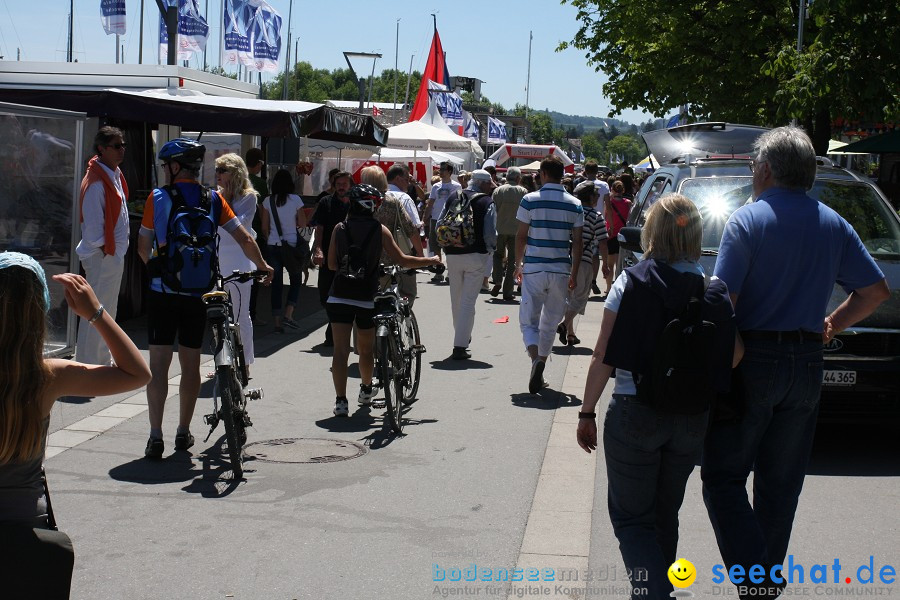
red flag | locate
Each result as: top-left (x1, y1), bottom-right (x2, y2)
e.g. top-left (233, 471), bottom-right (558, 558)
top-left (372, 105), bottom-right (383, 117)
top-left (408, 28), bottom-right (451, 122)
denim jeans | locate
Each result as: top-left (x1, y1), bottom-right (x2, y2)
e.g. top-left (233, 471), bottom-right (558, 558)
top-left (701, 340), bottom-right (823, 581)
top-left (267, 245), bottom-right (301, 316)
top-left (604, 394), bottom-right (710, 600)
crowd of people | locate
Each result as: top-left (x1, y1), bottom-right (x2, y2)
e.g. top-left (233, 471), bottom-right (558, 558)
top-left (0, 125), bottom-right (890, 599)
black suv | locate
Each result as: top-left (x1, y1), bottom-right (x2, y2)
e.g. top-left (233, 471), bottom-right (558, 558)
top-left (619, 123), bottom-right (900, 422)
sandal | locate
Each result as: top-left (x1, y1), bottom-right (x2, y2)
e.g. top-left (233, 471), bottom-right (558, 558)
top-left (567, 334), bottom-right (581, 346)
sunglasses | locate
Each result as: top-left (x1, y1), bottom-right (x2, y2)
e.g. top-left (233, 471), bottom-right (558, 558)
top-left (215, 167), bottom-right (229, 174)
top-left (105, 143), bottom-right (127, 150)
top-left (749, 159), bottom-right (766, 173)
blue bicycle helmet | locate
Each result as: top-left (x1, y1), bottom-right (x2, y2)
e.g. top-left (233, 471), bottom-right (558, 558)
top-left (158, 138), bottom-right (205, 168)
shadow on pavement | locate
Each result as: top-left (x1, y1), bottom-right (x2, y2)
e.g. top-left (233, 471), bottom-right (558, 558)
top-left (108, 437), bottom-right (245, 496)
top-left (510, 391), bottom-right (582, 410)
top-left (554, 345), bottom-right (594, 356)
top-left (806, 421), bottom-right (900, 477)
top-left (57, 395), bottom-right (94, 404)
top-left (430, 358), bottom-right (493, 370)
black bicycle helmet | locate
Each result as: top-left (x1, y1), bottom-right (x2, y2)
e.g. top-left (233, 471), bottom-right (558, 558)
top-left (158, 138), bottom-right (206, 168)
top-left (348, 183), bottom-right (383, 217)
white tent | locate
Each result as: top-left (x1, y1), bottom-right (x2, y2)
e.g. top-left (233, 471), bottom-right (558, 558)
top-left (371, 147), bottom-right (463, 165)
top-left (385, 102), bottom-right (484, 170)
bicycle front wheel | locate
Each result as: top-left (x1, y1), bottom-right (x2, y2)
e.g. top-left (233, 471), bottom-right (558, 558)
top-left (377, 331), bottom-right (405, 435)
top-left (217, 366), bottom-right (244, 478)
top-left (401, 311), bottom-right (421, 404)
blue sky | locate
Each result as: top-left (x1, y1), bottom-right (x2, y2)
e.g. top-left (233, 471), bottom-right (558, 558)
top-left (2, 0), bottom-right (656, 124)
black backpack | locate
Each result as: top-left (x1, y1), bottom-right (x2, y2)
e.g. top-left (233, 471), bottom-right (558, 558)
top-left (634, 274), bottom-right (718, 415)
top-left (156, 184), bottom-right (219, 293)
top-left (337, 221), bottom-right (379, 281)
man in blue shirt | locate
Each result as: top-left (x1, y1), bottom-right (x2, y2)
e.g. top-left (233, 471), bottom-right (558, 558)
top-left (705, 126), bottom-right (889, 599)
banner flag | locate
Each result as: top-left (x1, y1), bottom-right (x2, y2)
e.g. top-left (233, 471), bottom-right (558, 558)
top-left (409, 28), bottom-right (451, 121)
top-left (223, 0), bottom-right (282, 72)
top-left (426, 80), bottom-right (464, 128)
top-left (579, 151), bottom-right (585, 162)
top-left (158, 0), bottom-right (209, 62)
top-left (463, 110), bottom-right (480, 141)
top-left (488, 117), bottom-right (508, 144)
top-left (101, 0), bottom-right (126, 35)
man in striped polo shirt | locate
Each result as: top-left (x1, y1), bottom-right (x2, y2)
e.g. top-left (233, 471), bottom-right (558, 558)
top-left (514, 156), bottom-right (584, 393)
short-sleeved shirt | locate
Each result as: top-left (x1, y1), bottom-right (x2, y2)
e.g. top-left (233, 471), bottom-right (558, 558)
top-left (516, 183), bottom-right (584, 275)
top-left (310, 194), bottom-right (350, 262)
top-left (139, 180), bottom-right (239, 295)
top-left (714, 187), bottom-right (884, 332)
top-left (581, 205), bottom-right (609, 265)
top-left (428, 180), bottom-right (462, 221)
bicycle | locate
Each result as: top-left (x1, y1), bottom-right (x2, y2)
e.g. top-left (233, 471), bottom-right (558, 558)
top-left (372, 265), bottom-right (425, 434)
top-left (201, 269), bottom-right (267, 478)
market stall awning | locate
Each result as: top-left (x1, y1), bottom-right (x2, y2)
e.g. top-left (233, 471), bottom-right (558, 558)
top-left (838, 130), bottom-right (900, 154)
top-left (488, 144), bottom-right (575, 168)
top-left (0, 87), bottom-right (389, 145)
top-left (386, 119), bottom-right (475, 153)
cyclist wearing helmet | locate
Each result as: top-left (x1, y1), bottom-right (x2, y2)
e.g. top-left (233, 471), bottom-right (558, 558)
top-left (326, 184), bottom-right (441, 417)
top-left (137, 138), bottom-right (273, 460)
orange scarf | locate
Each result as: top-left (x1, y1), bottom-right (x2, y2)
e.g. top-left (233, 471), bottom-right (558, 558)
top-left (79, 156), bottom-right (129, 256)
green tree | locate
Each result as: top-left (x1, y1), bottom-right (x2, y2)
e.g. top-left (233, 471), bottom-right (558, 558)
top-left (559, 0), bottom-right (900, 153)
top-left (581, 135), bottom-right (606, 161)
top-left (607, 134), bottom-right (643, 164)
top-left (530, 113), bottom-right (554, 144)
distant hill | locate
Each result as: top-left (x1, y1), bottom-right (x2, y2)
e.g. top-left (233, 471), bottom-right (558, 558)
top-left (542, 110), bottom-right (636, 132)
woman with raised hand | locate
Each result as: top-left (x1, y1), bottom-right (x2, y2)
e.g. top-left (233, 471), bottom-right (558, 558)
top-left (0, 252), bottom-right (150, 598)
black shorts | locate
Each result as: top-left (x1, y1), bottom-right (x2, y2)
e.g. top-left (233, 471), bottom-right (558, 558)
top-left (607, 237), bottom-right (620, 255)
top-left (326, 301), bottom-right (376, 329)
top-left (147, 290), bottom-right (207, 349)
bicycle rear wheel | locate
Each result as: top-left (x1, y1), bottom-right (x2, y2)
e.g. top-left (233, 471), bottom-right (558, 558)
top-left (377, 331), bottom-right (404, 434)
top-left (401, 312), bottom-right (421, 404)
top-left (217, 366), bottom-right (244, 478)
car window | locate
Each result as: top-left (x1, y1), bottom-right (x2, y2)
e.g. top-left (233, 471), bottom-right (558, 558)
top-left (636, 176), bottom-right (670, 226)
top-left (678, 176), bottom-right (753, 251)
top-left (811, 181), bottom-right (900, 259)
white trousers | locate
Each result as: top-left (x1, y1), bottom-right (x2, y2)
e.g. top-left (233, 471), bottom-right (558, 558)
top-left (519, 270), bottom-right (570, 358)
top-left (446, 252), bottom-right (491, 349)
top-left (76, 252), bottom-right (124, 365)
top-left (225, 279), bottom-right (254, 365)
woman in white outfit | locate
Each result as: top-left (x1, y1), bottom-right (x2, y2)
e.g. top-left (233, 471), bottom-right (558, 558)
top-left (215, 153), bottom-right (258, 368)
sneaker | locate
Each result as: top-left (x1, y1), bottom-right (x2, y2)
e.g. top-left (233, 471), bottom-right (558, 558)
top-left (283, 317), bottom-right (301, 330)
top-left (557, 323), bottom-right (567, 346)
top-left (144, 437), bottom-right (164, 459)
top-left (358, 384), bottom-right (377, 406)
top-left (174, 431), bottom-right (195, 451)
top-left (431, 273), bottom-right (444, 283)
top-left (451, 346), bottom-right (471, 360)
top-left (333, 397), bottom-right (349, 417)
top-left (529, 360), bottom-right (546, 394)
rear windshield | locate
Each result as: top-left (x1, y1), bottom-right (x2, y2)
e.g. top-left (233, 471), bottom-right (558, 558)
top-left (677, 176), bottom-right (900, 258)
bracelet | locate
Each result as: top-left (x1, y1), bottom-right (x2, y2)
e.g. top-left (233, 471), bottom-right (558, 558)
top-left (88, 305), bottom-right (105, 324)
top-left (578, 412), bottom-right (596, 419)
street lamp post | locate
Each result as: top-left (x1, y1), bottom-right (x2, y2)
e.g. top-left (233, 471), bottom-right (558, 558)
top-left (343, 51), bottom-right (383, 114)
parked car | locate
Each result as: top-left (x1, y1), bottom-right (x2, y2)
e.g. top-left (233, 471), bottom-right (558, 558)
top-left (618, 122), bottom-right (900, 422)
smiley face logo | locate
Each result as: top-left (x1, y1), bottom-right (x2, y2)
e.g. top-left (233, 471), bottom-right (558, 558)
top-left (668, 558), bottom-right (697, 588)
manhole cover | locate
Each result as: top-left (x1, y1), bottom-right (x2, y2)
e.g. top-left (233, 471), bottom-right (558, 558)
top-left (244, 438), bottom-right (367, 464)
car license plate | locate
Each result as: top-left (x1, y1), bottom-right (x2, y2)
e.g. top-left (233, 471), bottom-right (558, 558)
top-left (823, 370), bottom-right (856, 386)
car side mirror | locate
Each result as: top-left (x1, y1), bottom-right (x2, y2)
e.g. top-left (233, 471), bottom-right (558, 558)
top-left (618, 226), bottom-right (644, 253)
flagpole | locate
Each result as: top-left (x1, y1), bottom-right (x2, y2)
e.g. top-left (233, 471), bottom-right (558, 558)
top-left (525, 31), bottom-right (532, 119)
top-left (392, 18), bottom-right (400, 125)
top-left (203, 0), bottom-right (209, 70)
top-left (139, 0), bottom-right (145, 64)
top-left (403, 53), bottom-right (414, 122)
top-left (282, 0), bottom-right (294, 100)
top-left (67, 0), bottom-right (74, 62)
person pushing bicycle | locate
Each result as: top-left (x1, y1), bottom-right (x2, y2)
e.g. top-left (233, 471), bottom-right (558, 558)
top-left (325, 184), bottom-right (441, 417)
top-left (137, 138), bottom-right (272, 459)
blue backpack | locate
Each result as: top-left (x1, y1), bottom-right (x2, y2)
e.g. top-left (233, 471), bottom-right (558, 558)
top-left (157, 184), bottom-right (219, 293)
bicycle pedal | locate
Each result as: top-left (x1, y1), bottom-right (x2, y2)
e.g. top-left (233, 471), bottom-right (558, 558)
top-left (243, 415), bottom-right (253, 427)
top-left (412, 344), bottom-right (426, 354)
top-left (244, 387), bottom-right (264, 401)
top-left (371, 400), bottom-right (386, 409)
top-left (203, 413), bottom-right (217, 426)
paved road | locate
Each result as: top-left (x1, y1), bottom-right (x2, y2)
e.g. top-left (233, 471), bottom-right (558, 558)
top-left (43, 271), bottom-right (899, 600)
